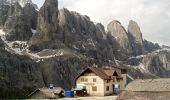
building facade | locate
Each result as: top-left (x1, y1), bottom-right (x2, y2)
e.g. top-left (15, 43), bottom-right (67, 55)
top-left (75, 66), bottom-right (127, 96)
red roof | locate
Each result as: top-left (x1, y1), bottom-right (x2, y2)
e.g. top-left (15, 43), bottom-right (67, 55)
top-left (76, 66), bottom-right (123, 80)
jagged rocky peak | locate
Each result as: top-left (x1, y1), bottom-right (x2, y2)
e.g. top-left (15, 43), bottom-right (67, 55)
top-left (127, 20), bottom-right (145, 55)
top-left (23, 3), bottom-right (38, 29)
top-left (58, 8), bottom-right (93, 34)
top-left (4, 2), bottom-right (22, 30)
top-left (4, 2), bottom-right (33, 41)
top-left (128, 20), bottom-right (143, 44)
top-left (96, 23), bottom-right (107, 39)
top-left (58, 8), bottom-right (105, 43)
top-left (107, 20), bottom-right (132, 54)
top-left (31, 0), bottom-right (59, 44)
top-left (8, 2), bottom-right (22, 16)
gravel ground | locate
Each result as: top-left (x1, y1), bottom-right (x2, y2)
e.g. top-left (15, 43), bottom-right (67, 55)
top-left (58, 95), bottom-right (117, 100)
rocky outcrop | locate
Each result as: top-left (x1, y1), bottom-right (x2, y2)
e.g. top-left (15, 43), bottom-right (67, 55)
top-left (30, 0), bottom-right (59, 45)
top-left (57, 8), bottom-right (115, 60)
top-left (57, 8), bottom-right (97, 47)
top-left (128, 20), bottom-right (144, 55)
top-left (30, 8), bottom-right (115, 61)
top-left (143, 40), bottom-right (161, 52)
top-left (141, 50), bottom-right (170, 77)
top-left (23, 3), bottom-right (38, 29)
top-left (107, 20), bottom-right (132, 59)
top-left (4, 2), bottom-right (33, 41)
top-left (125, 49), bottom-right (170, 79)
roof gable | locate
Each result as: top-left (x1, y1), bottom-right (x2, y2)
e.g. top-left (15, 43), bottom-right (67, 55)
top-left (28, 87), bottom-right (64, 98)
top-left (76, 67), bottom-right (111, 80)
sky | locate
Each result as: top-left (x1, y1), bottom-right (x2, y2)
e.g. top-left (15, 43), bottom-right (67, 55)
top-left (32, 0), bottom-right (170, 46)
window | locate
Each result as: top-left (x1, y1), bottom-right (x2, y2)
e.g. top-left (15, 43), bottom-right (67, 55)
top-left (117, 78), bottom-right (120, 82)
top-left (93, 78), bottom-right (97, 82)
top-left (92, 86), bottom-right (97, 91)
top-left (83, 86), bottom-right (86, 89)
top-left (85, 78), bottom-right (88, 82)
top-left (106, 80), bottom-right (110, 83)
top-left (81, 78), bottom-right (84, 82)
top-left (121, 77), bottom-right (123, 81)
top-left (106, 86), bottom-right (109, 91)
top-left (117, 77), bottom-right (123, 82)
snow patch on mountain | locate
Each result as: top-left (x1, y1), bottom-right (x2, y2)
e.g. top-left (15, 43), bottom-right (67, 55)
top-left (6, 0), bottom-right (38, 9)
top-left (0, 29), bottom-right (65, 60)
top-left (129, 48), bottom-right (170, 60)
top-left (0, 29), bottom-right (5, 36)
top-left (31, 28), bottom-right (37, 34)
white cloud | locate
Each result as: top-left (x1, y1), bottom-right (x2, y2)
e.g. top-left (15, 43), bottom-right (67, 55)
top-left (33, 0), bottom-right (170, 46)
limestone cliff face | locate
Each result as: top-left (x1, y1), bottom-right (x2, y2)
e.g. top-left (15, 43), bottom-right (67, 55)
top-left (31, 0), bottom-right (59, 44)
top-left (4, 2), bottom-right (37, 41)
top-left (128, 20), bottom-right (145, 55)
top-left (56, 8), bottom-right (115, 60)
top-left (107, 20), bottom-right (132, 58)
top-left (57, 8), bottom-right (98, 47)
top-left (23, 3), bottom-right (38, 29)
top-left (141, 50), bottom-right (170, 77)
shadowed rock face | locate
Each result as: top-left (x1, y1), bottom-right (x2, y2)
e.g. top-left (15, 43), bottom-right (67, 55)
top-left (30, 0), bottom-right (59, 44)
top-left (4, 2), bottom-right (37, 41)
top-left (23, 3), bottom-right (38, 29)
top-left (0, 50), bottom-right (44, 98)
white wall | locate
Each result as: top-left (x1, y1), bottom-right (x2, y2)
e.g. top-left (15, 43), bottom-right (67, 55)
top-left (76, 75), bottom-right (105, 96)
top-left (76, 73), bottom-right (127, 96)
top-left (103, 80), bottom-right (113, 95)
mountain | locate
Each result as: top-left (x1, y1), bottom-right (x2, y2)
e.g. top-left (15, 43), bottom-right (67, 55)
top-left (0, 0), bottom-right (169, 98)
top-left (6, 0), bottom-right (38, 9)
top-left (128, 20), bottom-right (145, 55)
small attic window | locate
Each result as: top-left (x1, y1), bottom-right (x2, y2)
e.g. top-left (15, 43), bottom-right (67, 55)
top-left (113, 71), bottom-right (118, 76)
